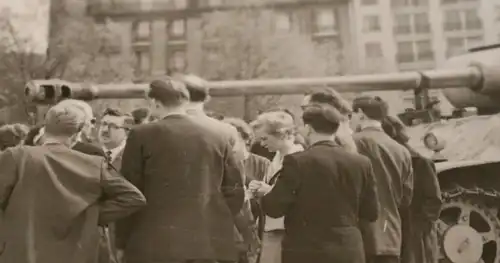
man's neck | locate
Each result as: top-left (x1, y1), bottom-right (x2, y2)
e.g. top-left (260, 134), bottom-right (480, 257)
top-left (159, 107), bottom-right (186, 119)
top-left (185, 103), bottom-right (205, 116)
top-left (103, 138), bottom-right (126, 151)
top-left (308, 134), bottom-right (334, 146)
top-left (359, 120), bottom-right (382, 131)
top-left (44, 136), bottom-right (71, 147)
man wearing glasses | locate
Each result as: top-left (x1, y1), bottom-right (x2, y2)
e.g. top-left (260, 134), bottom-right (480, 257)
top-left (98, 108), bottom-right (134, 169)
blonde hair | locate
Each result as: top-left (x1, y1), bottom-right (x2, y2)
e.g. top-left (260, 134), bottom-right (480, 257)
top-left (251, 111), bottom-right (295, 138)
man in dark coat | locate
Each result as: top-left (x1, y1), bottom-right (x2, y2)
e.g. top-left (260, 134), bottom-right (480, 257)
top-left (0, 102), bottom-right (146, 263)
top-left (382, 116), bottom-right (442, 263)
top-left (116, 78), bottom-right (244, 263)
top-left (351, 96), bottom-right (414, 263)
top-left (261, 105), bottom-right (379, 263)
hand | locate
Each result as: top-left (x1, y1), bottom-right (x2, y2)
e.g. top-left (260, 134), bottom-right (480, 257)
top-left (248, 180), bottom-right (263, 192)
top-left (116, 249), bottom-right (125, 263)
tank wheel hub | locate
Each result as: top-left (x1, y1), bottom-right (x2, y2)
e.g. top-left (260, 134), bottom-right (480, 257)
top-left (442, 225), bottom-right (483, 263)
top-left (437, 195), bottom-right (500, 263)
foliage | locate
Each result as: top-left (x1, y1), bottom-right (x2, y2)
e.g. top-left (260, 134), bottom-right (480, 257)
top-left (0, 7), bottom-right (137, 124)
top-left (199, 7), bottom-right (342, 120)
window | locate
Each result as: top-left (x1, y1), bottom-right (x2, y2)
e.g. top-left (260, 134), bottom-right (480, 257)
top-left (466, 35), bottom-right (483, 48)
top-left (168, 50), bottom-right (187, 72)
top-left (363, 15), bottom-right (381, 32)
top-left (365, 42), bottom-right (383, 58)
top-left (207, 0), bottom-right (222, 6)
top-left (416, 40), bottom-right (433, 60)
top-left (135, 50), bottom-right (151, 74)
top-left (168, 19), bottom-right (186, 39)
top-left (397, 41), bottom-right (415, 63)
top-left (394, 14), bottom-right (411, 34)
top-left (414, 13), bottom-right (430, 33)
top-left (464, 9), bottom-right (481, 30)
top-left (362, 0), bottom-right (377, 5)
top-left (133, 21), bottom-right (151, 41)
top-left (444, 9), bottom-right (482, 31)
top-left (392, 0), bottom-right (428, 7)
top-left (443, 10), bottom-right (462, 31)
top-left (315, 9), bottom-right (337, 33)
top-left (446, 37), bottom-right (465, 57)
top-left (174, 0), bottom-right (187, 9)
top-left (275, 12), bottom-right (292, 33)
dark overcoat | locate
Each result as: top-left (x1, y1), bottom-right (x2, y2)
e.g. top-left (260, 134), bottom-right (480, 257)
top-left (116, 114), bottom-right (244, 263)
top-left (0, 144), bottom-right (146, 263)
top-left (262, 140), bottom-right (379, 263)
top-left (400, 150), bottom-right (442, 263)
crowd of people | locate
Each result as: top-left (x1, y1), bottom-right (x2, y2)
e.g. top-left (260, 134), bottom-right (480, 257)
top-left (0, 74), bottom-right (443, 263)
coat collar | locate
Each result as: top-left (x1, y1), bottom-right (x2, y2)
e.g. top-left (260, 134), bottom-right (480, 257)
top-left (309, 140), bottom-right (339, 148)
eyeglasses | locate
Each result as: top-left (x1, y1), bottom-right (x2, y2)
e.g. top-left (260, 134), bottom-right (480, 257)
top-left (100, 122), bottom-right (127, 130)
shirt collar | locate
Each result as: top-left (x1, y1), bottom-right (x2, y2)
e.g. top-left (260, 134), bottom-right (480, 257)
top-left (103, 139), bottom-right (126, 162)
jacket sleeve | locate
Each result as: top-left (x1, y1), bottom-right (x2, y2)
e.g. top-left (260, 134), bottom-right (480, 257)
top-left (401, 153), bottom-right (414, 208)
top-left (262, 155), bottom-right (301, 218)
top-left (0, 149), bottom-right (18, 211)
top-left (115, 128), bottom-right (146, 249)
top-left (221, 142), bottom-right (245, 215)
top-left (120, 128), bottom-right (144, 190)
top-left (359, 159), bottom-right (379, 222)
top-left (415, 157), bottom-right (442, 222)
top-left (98, 161), bottom-right (146, 226)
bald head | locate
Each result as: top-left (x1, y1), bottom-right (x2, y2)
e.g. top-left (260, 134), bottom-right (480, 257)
top-left (45, 103), bottom-right (87, 137)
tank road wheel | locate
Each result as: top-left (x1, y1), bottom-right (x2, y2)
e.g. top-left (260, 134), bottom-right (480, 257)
top-left (437, 196), bottom-right (500, 263)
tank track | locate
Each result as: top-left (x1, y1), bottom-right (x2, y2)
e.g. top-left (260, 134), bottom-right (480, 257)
top-left (438, 185), bottom-right (500, 263)
top-left (442, 185), bottom-right (500, 204)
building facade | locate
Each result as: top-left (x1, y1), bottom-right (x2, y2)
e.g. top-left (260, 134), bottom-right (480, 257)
top-left (86, 0), bottom-right (353, 78)
top-left (350, 0), bottom-right (500, 112)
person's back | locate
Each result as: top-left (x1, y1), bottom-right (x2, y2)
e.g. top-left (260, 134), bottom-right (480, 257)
top-left (0, 145), bottom-right (144, 263)
top-left (119, 115), bottom-right (243, 262)
top-left (351, 96), bottom-right (413, 261)
top-left (0, 102), bottom-right (146, 263)
top-left (272, 144), bottom-right (378, 262)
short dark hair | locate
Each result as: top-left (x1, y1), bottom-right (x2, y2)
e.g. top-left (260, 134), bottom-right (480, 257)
top-left (175, 74), bottom-right (209, 103)
top-left (302, 105), bottom-right (341, 135)
top-left (308, 89), bottom-right (352, 117)
top-left (352, 95), bottom-right (388, 121)
top-left (102, 108), bottom-right (127, 118)
top-left (149, 78), bottom-right (190, 107)
top-left (131, 107), bottom-right (152, 124)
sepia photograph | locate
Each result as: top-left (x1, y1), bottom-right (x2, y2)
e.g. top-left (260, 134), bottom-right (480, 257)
top-left (0, 0), bottom-right (498, 263)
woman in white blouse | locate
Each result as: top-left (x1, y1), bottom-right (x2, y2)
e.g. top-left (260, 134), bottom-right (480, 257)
top-left (248, 111), bottom-right (304, 263)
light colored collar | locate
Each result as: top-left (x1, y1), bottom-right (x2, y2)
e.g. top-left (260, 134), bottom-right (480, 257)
top-left (102, 139), bottom-right (126, 162)
top-left (358, 120), bottom-right (382, 131)
top-left (185, 103), bottom-right (206, 116)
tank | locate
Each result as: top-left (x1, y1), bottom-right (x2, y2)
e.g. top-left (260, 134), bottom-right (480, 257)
top-left (24, 44), bottom-right (500, 263)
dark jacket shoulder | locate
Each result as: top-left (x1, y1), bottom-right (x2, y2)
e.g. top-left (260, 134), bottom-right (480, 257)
top-left (72, 141), bottom-right (105, 157)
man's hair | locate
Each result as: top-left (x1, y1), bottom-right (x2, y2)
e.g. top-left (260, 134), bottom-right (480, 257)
top-left (44, 103), bottom-right (87, 137)
top-left (0, 123), bottom-right (29, 150)
top-left (302, 105), bottom-right (342, 135)
top-left (352, 95), bottom-right (388, 121)
top-left (101, 108), bottom-right (134, 128)
top-left (131, 107), bottom-right (152, 124)
top-left (174, 74), bottom-right (209, 103)
top-left (148, 78), bottom-right (190, 107)
top-left (56, 99), bottom-right (94, 121)
top-left (102, 108), bottom-right (127, 118)
top-left (264, 107), bottom-right (296, 122)
top-left (308, 89), bottom-right (352, 117)
top-left (223, 117), bottom-right (254, 143)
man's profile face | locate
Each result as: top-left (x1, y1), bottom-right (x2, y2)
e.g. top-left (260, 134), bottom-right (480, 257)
top-left (98, 115), bottom-right (128, 147)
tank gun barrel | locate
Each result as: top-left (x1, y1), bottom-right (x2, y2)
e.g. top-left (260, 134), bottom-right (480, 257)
top-left (24, 64), bottom-right (499, 105)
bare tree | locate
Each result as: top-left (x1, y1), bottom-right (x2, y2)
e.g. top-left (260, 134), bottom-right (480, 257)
top-left (0, 7), bottom-right (135, 123)
top-left (199, 7), bottom-right (342, 120)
